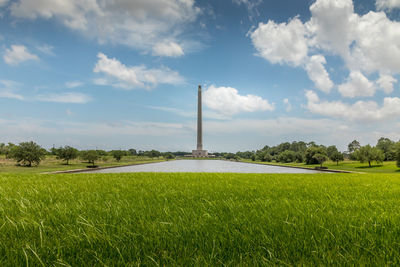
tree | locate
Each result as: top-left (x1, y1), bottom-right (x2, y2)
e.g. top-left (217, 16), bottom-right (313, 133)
top-left (145, 150), bottom-right (161, 158)
top-left (111, 150), bottom-right (125, 162)
top-left (327, 145), bottom-right (339, 159)
top-left (354, 145), bottom-right (384, 167)
top-left (81, 150), bottom-right (100, 167)
top-left (396, 142), bottom-right (400, 168)
top-left (164, 153), bottom-right (175, 160)
top-left (330, 151), bottom-right (344, 165)
top-left (9, 141), bottom-right (46, 167)
top-left (313, 153), bottom-right (328, 168)
top-left (0, 143), bottom-right (5, 154)
top-left (305, 146), bottom-right (327, 165)
top-left (56, 146), bottom-right (78, 165)
top-left (376, 137), bottom-right (396, 161)
top-left (128, 149), bottom-right (137, 156)
top-left (348, 140), bottom-right (361, 153)
top-left (277, 150), bottom-right (296, 163)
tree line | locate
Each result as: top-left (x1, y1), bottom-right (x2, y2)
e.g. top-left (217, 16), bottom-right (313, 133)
top-left (224, 137), bottom-right (400, 168)
top-left (0, 142), bottom-right (175, 167)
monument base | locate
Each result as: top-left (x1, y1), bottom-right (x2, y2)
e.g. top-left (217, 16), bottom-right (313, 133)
top-left (192, 150), bottom-right (208, 157)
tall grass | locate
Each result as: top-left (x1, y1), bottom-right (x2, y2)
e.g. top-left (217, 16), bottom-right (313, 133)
top-left (1, 173), bottom-right (400, 265)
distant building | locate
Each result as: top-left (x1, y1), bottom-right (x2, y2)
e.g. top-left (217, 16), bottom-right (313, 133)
top-left (192, 85), bottom-right (208, 157)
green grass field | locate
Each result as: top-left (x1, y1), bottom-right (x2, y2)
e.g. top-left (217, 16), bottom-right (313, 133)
top-left (243, 159), bottom-right (400, 173)
top-left (1, 172), bottom-right (400, 265)
top-left (0, 155), bottom-right (165, 174)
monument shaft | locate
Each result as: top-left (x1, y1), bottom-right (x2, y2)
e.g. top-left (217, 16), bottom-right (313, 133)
top-left (192, 85), bottom-right (208, 157)
top-left (197, 85), bottom-right (203, 150)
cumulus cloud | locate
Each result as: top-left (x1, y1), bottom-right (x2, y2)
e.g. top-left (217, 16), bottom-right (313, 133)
top-left (250, 17), bottom-right (308, 66)
top-left (305, 55), bottom-right (334, 93)
top-left (338, 71), bottom-right (376, 98)
top-left (203, 85), bottom-right (274, 115)
top-left (305, 90), bottom-right (400, 122)
top-left (376, 0), bottom-right (400, 10)
top-left (250, 0), bottom-right (400, 96)
top-left (377, 73), bottom-right (398, 94)
top-left (93, 53), bottom-right (184, 90)
top-left (3, 45), bottom-right (39, 65)
top-left (9, 0), bottom-right (201, 57)
top-left (35, 92), bottom-right (91, 104)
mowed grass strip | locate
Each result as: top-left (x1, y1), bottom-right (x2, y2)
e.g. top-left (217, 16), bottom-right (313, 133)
top-left (1, 173), bottom-right (400, 265)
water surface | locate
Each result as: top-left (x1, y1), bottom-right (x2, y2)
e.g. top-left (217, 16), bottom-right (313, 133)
top-left (91, 160), bottom-right (320, 173)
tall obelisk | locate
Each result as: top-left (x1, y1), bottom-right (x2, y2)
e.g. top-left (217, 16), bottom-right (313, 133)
top-left (193, 85), bottom-right (208, 157)
top-left (197, 85), bottom-right (203, 151)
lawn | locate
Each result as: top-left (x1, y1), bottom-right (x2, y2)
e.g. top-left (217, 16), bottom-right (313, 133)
top-left (0, 155), bottom-right (165, 174)
top-left (242, 159), bottom-right (400, 173)
top-left (1, 172), bottom-right (400, 265)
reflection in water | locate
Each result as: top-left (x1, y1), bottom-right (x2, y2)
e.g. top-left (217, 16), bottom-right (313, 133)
top-left (91, 160), bottom-right (320, 173)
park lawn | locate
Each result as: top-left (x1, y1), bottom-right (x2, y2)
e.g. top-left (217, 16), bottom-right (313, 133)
top-left (242, 159), bottom-right (400, 173)
top-left (0, 155), bottom-right (165, 174)
top-left (1, 172), bottom-right (400, 265)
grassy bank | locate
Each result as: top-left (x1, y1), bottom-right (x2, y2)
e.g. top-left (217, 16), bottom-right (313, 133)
top-left (1, 172), bottom-right (400, 265)
top-left (242, 159), bottom-right (400, 173)
top-left (0, 155), bottom-right (166, 174)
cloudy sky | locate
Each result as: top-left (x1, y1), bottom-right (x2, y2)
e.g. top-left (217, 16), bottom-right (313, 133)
top-left (1, 0), bottom-right (400, 152)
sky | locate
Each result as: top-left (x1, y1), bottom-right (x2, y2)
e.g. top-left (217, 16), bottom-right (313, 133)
top-left (1, 0), bottom-right (400, 152)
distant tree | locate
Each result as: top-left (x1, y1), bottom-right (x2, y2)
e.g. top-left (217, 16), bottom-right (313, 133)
top-left (96, 150), bottom-right (107, 156)
top-left (396, 143), bottom-right (400, 168)
top-left (57, 146), bottom-right (78, 165)
top-left (277, 150), bottom-right (296, 163)
top-left (4, 143), bottom-right (16, 158)
top-left (261, 152), bottom-right (272, 162)
top-left (111, 150), bottom-right (125, 162)
top-left (327, 146), bottom-right (339, 159)
top-left (313, 153), bottom-right (328, 168)
top-left (145, 150), bottom-right (161, 158)
top-left (49, 146), bottom-right (59, 156)
top-left (9, 141), bottom-right (46, 167)
top-left (128, 149), bottom-right (137, 156)
top-left (376, 137), bottom-right (396, 161)
top-left (330, 151), bottom-right (344, 165)
top-left (305, 146), bottom-right (327, 165)
top-left (164, 153), bottom-right (175, 160)
top-left (0, 143), bottom-right (5, 155)
top-left (294, 152), bottom-right (304, 163)
top-left (224, 153), bottom-right (236, 160)
top-left (354, 145), bottom-right (384, 167)
top-left (251, 154), bottom-right (256, 161)
top-left (81, 150), bottom-right (100, 167)
top-left (348, 140), bottom-right (361, 153)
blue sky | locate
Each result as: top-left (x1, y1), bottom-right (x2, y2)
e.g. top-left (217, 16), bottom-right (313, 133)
top-left (0, 0), bottom-right (400, 152)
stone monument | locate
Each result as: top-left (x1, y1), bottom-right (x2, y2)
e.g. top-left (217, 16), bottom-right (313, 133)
top-left (192, 85), bottom-right (208, 157)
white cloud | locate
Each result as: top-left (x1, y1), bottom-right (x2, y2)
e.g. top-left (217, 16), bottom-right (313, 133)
top-left (307, 0), bottom-right (356, 57)
top-left (203, 85), bottom-right (274, 115)
top-left (305, 90), bottom-right (400, 122)
top-left (93, 52), bottom-right (184, 90)
top-left (152, 41), bottom-right (184, 57)
top-left (0, 80), bottom-right (24, 100)
top-left (3, 45), bottom-right (39, 65)
top-left (376, 0), bottom-right (400, 10)
top-left (305, 55), bottom-right (334, 93)
top-left (250, 0), bottom-right (400, 96)
top-left (36, 44), bottom-right (55, 56)
top-left (9, 0), bottom-right (201, 56)
top-left (0, 0), bottom-right (8, 7)
top-left (377, 73), bottom-right (397, 94)
top-left (65, 81), bottom-right (84, 88)
top-left (250, 17), bottom-right (308, 66)
top-left (35, 92), bottom-right (91, 104)
top-left (283, 98), bottom-right (292, 112)
top-left (338, 71), bottom-right (376, 98)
